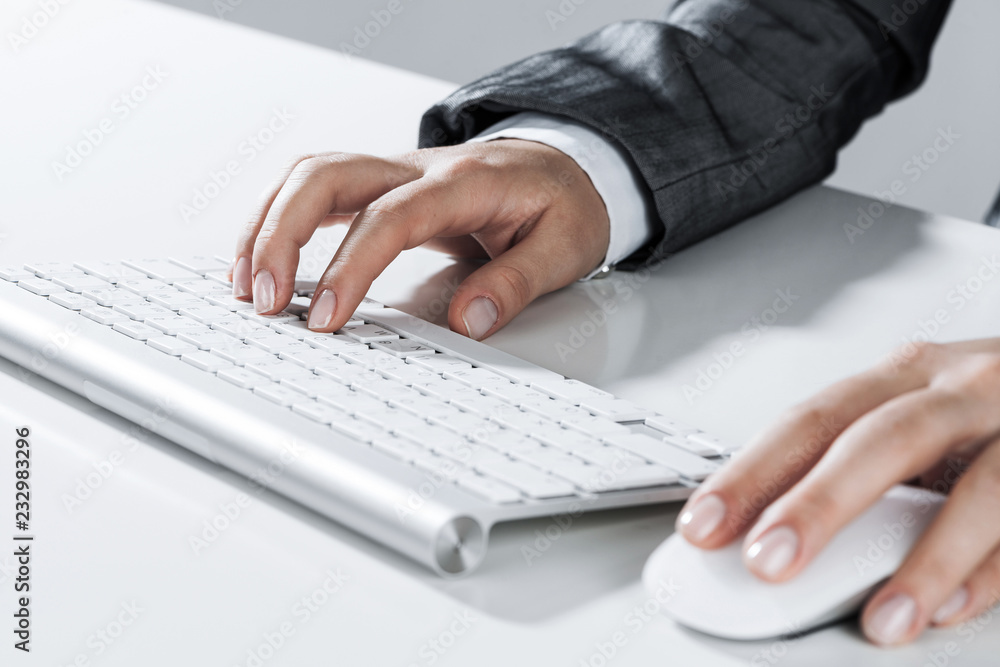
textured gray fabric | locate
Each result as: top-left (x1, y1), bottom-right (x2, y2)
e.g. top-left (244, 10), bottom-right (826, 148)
top-left (418, 0), bottom-right (956, 267)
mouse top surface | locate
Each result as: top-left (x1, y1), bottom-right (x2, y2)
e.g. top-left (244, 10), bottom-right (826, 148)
top-left (642, 484), bottom-right (946, 641)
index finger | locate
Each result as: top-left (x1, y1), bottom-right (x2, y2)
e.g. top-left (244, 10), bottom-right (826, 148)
top-left (305, 172), bottom-right (498, 331)
top-left (241, 153), bottom-right (420, 314)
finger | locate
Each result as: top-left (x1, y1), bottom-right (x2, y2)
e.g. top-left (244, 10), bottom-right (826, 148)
top-left (932, 544), bottom-right (1000, 628)
top-left (305, 174), bottom-right (493, 331)
top-left (861, 439), bottom-right (1000, 645)
top-left (249, 154), bottom-right (419, 314)
top-left (742, 387), bottom-right (992, 584)
top-left (419, 235), bottom-right (491, 259)
top-left (233, 155), bottom-right (317, 298)
top-left (446, 217), bottom-right (596, 340)
top-left (676, 348), bottom-right (938, 548)
top-left (317, 213), bottom-right (358, 228)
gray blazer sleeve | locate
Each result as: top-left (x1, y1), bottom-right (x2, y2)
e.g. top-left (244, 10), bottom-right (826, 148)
top-left (418, 0), bottom-right (953, 267)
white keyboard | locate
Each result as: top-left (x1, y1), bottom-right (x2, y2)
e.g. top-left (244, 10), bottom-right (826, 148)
top-left (0, 256), bottom-right (736, 574)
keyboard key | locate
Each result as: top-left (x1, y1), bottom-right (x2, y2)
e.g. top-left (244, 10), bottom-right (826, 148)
top-left (371, 435), bottom-right (427, 462)
top-left (176, 330), bottom-right (233, 350)
top-left (210, 343), bottom-right (274, 366)
top-left (147, 293), bottom-right (206, 310)
top-left (177, 306), bottom-right (231, 324)
top-left (449, 393), bottom-right (509, 418)
top-left (204, 271), bottom-right (234, 287)
top-left (0, 267), bottom-right (37, 282)
top-left (567, 443), bottom-right (645, 468)
top-left (254, 383), bottom-right (304, 407)
top-left (370, 339), bottom-right (436, 358)
top-left (411, 454), bottom-right (467, 479)
top-left (560, 413), bottom-right (631, 437)
top-left (482, 383), bottom-right (552, 406)
top-left (329, 416), bottom-right (378, 443)
top-left (280, 375), bottom-right (347, 398)
top-left (112, 321), bottom-right (161, 340)
top-left (245, 331), bottom-right (304, 353)
top-left (292, 401), bottom-right (343, 425)
top-left (490, 405), bottom-right (554, 433)
top-left (144, 315), bottom-right (209, 335)
top-left (473, 459), bottom-right (576, 499)
top-left (278, 348), bottom-right (342, 370)
top-left (579, 398), bottom-right (652, 422)
top-left (315, 364), bottom-right (369, 385)
top-left (531, 378), bottom-right (614, 404)
top-left (169, 255), bottom-right (231, 275)
top-left (174, 278), bottom-right (229, 296)
top-left (283, 296), bottom-right (312, 319)
top-left (18, 278), bottom-right (61, 296)
top-left (52, 274), bottom-right (109, 293)
top-left (509, 444), bottom-right (583, 471)
top-left (74, 260), bottom-right (145, 283)
top-left (238, 311), bottom-right (301, 326)
top-left (605, 434), bottom-right (720, 481)
top-left (123, 258), bottom-right (201, 283)
top-left (340, 324), bottom-right (399, 343)
top-left (212, 317), bottom-right (266, 338)
top-left (357, 407), bottom-right (428, 434)
top-left (181, 351), bottom-right (234, 373)
top-left (263, 341), bottom-right (313, 357)
top-left (206, 294), bottom-right (256, 311)
top-left (24, 261), bottom-right (77, 279)
top-left (645, 415), bottom-right (700, 438)
top-left (81, 307), bottom-right (128, 326)
top-left (81, 288), bottom-right (139, 307)
top-left (686, 432), bottom-right (739, 456)
top-left (49, 293), bottom-right (93, 310)
top-left (302, 333), bottom-right (364, 352)
top-left (388, 393), bottom-right (458, 420)
top-left (119, 279), bottom-right (176, 298)
top-left (454, 472), bottom-right (523, 504)
top-left (365, 307), bottom-right (561, 385)
top-left (113, 303), bottom-right (174, 321)
top-left (317, 389), bottom-right (385, 415)
top-left (410, 354), bottom-right (472, 373)
top-left (244, 359), bottom-right (314, 381)
top-left (351, 376), bottom-right (414, 401)
top-left (217, 367), bottom-right (268, 389)
top-left (147, 336), bottom-right (198, 356)
top-left (271, 320), bottom-right (312, 339)
top-left (428, 409), bottom-right (491, 436)
top-left (555, 462), bottom-right (680, 492)
top-left (339, 348), bottom-right (400, 369)
top-left (442, 367), bottom-right (513, 390)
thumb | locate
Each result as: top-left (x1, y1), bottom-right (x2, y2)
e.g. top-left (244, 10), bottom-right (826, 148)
top-left (448, 227), bottom-right (595, 340)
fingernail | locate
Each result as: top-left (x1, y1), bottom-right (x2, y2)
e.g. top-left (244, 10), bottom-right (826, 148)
top-left (677, 494), bottom-right (727, 543)
top-left (865, 593), bottom-right (917, 645)
top-left (307, 289), bottom-right (337, 331)
top-left (233, 256), bottom-right (251, 299)
top-left (932, 587), bottom-right (968, 625)
top-left (462, 296), bottom-right (498, 340)
top-left (253, 269), bottom-right (275, 313)
top-left (746, 525), bottom-right (799, 579)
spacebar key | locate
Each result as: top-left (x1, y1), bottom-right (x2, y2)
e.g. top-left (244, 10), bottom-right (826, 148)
top-left (474, 460), bottom-right (576, 499)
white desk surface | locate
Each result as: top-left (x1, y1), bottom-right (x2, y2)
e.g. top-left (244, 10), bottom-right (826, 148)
top-left (3, 1), bottom-right (1000, 664)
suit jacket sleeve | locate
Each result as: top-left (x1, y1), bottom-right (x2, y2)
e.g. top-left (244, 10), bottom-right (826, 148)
top-left (418, 0), bottom-right (953, 268)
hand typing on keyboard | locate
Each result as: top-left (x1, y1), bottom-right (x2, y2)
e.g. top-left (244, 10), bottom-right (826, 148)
top-left (231, 140), bottom-right (610, 340)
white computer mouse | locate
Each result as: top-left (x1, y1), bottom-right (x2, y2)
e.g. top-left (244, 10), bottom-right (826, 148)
top-left (642, 484), bottom-right (947, 640)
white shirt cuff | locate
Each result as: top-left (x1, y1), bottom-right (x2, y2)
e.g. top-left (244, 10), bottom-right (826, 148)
top-left (468, 111), bottom-right (657, 279)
